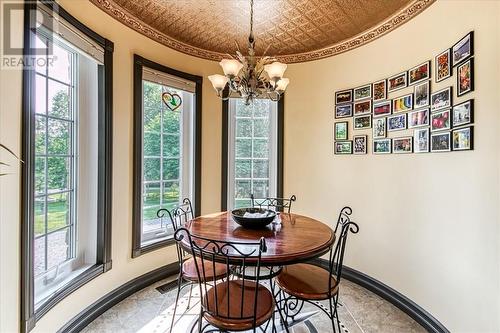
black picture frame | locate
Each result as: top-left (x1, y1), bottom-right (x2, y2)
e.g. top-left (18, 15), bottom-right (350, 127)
top-left (132, 55), bottom-right (203, 257)
top-left (435, 48), bottom-right (451, 82)
top-left (413, 80), bottom-right (430, 109)
top-left (457, 58), bottom-right (474, 97)
top-left (452, 126), bottom-right (474, 151)
top-left (392, 93), bottom-right (413, 113)
top-left (430, 109), bottom-right (451, 132)
top-left (452, 31), bottom-right (474, 67)
top-left (335, 104), bottom-right (353, 119)
top-left (408, 61), bottom-right (431, 86)
top-left (414, 128), bottom-right (430, 153)
top-left (373, 139), bottom-right (392, 154)
top-left (392, 137), bottom-right (413, 154)
top-left (334, 141), bottom-right (353, 155)
top-left (21, 2), bottom-right (114, 331)
top-left (334, 121), bottom-right (349, 140)
top-left (452, 99), bottom-right (474, 127)
top-left (430, 86), bottom-right (452, 112)
top-left (430, 131), bottom-right (451, 152)
top-left (353, 135), bottom-right (368, 155)
top-left (372, 79), bottom-right (387, 102)
top-left (353, 84), bottom-right (372, 101)
top-left (335, 89), bottom-right (353, 104)
top-left (387, 71), bottom-right (408, 93)
top-left (354, 115), bottom-right (372, 130)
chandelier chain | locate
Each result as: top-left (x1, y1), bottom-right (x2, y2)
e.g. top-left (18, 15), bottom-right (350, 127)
top-left (249, 0), bottom-right (254, 39)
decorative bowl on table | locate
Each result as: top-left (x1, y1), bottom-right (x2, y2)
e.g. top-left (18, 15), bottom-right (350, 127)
top-left (231, 208), bottom-right (277, 229)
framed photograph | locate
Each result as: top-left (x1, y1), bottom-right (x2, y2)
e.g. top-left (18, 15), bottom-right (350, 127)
top-left (335, 104), bottom-right (353, 118)
top-left (373, 100), bottom-right (392, 117)
top-left (452, 126), bottom-right (473, 151)
top-left (435, 49), bottom-right (451, 82)
top-left (431, 131), bottom-right (451, 152)
top-left (430, 86), bottom-right (452, 112)
top-left (335, 89), bottom-right (353, 104)
top-left (452, 31), bottom-right (474, 66)
top-left (388, 71), bottom-right (408, 93)
top-left (373, 139), bottom-right (392, 154)
top-left (387, 114), bottom-right (407, 132)
top-left (334, 141), bottom-right (353, 155)
top-left (431, 109), bottom-right (451, 132)
top-left (353, 84), bottom-right (372, 101)
top-left (393, 137), bottom-right (413, 154)
top-left (393, 93), bottom-right (413, 113)
top-left (353, 135), bottom-right (368, 154)
top-left (373, 117), bottom-right (387, 139)
top-left (408, 61), bottom-right (431, 86)
top-left (372, 79), bottom-right (387, 101)
top-left (414, 81), bottom-right (430, 108)
top-left (354, 100), bottom-right (372, 115)
top-left (457, 58), bottom-right (474, 96)
top-left (408, 108), bottom-right (429, 129)
top-left (354, 115), bottom-right (372, 130)
top-left (452, 99), bottom-right (474, 127)
top-left (334, 121), bottom-right (348, 140)
top-left (414, 128), bottom-right (430, 153)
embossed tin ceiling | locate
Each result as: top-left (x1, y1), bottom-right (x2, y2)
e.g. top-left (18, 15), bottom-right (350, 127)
top-left (90, 0), bottom-right (434, 63)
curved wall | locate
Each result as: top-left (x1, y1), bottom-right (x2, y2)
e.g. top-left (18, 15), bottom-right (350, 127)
top-left (0, 1), bottom-right (499, 332)
top-left (284, 1), bottom-right (500, 332)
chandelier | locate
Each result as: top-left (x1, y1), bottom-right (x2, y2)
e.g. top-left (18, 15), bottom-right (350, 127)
top-left (208, 0), bottom-right (289, 105)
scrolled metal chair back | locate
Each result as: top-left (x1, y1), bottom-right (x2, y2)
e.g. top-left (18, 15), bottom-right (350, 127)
top-left (156, 198), bottom-right (194, 265)
top-left (174, 227), bottom-right (267, 327)
top-left (334, 206), bottom-right (352, 234)
top-left (250, 193), bottom-right (297, 213)
top-left (328, 220), bottom-right (359, 297)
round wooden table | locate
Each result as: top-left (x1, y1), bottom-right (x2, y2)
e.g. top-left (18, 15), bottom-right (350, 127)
top-left (182, 211), bottom-right (335, 265)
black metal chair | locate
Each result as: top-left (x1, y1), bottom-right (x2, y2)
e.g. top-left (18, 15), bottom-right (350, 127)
top-left (174, 227), bottom-right (275, 333)
top-left (157, 198), bottom-right (228, 333)
top-left (250, 194), bottom-right (297, 213)
top-left (275, 211), bottom-right (359, 333)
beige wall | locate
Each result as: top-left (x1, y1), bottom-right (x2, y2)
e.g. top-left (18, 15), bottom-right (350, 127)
top-left (284, 1), bottom-right (500, 332)
top-left (0, 0), bottom-right (499, 332)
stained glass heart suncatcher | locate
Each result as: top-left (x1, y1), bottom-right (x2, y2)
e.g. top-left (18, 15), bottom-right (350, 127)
top-left (162, 92), bottom-right (182, 111)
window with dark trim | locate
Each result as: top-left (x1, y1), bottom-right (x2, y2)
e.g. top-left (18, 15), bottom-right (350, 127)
top-left (221, 96), bottom-right (284, 210)
top-left (21, 2), bottom-right (113, 331)
top-left (132, 55), bottom-right (202, 258)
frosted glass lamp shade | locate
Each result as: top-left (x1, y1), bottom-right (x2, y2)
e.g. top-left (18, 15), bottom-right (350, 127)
top-left (219, 59), bottom-right (243, 77)
top-left (264, 62), bottom-right (287, 80)
top-left (275, 78), bottom-right (289, 92)
top-left (208, 74), bottom-right (229, 91)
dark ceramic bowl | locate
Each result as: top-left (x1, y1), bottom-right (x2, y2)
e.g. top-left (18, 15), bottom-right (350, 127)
top-left (231, 208), bottom-right (276, 229)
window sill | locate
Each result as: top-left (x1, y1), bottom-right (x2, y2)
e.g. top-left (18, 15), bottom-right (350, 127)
top-left (132, 237), bottom-right (176, 258)
top-left (34, 263), bottom-right (106, 322)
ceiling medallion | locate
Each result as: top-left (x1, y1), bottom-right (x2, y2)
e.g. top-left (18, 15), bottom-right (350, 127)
top-left (208, 0), bottom-right (288, 105)
top-left (89, 0), bottom-right (435, 63)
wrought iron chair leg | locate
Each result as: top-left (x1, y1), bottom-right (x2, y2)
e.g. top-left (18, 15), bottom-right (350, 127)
top-left (334, 293), bottom-right (342, 333)
top-left (270, 278), bottom-right (290, 333)
top-left (186, 282), bottom-right (194, 309)
top-left (169, 273), bottom-right (183, 333)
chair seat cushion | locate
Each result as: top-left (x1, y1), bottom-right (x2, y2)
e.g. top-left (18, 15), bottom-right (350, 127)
top-left (203, 280), bottom-right (275, 331)
top-left (182, 258), bottom-right (227, 282)
top-left (276, 263), bottom-right (338, 300)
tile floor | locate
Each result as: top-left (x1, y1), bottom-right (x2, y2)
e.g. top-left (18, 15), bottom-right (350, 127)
top-left (82, 276), bottom-right (426, 333)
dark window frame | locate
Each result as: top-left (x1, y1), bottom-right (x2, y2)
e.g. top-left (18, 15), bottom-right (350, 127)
top-left (132, 55), bottom-right (202, 258)
top-left (221, 96), bottom-right (284, 211)
top-left (21, 1), bottom-right (114, 332)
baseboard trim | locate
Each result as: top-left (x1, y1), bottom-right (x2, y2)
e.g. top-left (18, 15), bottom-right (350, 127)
top-left (308, 258), bottom-right (449, 333)
top-left (58, 263), bottom-right (179, 333)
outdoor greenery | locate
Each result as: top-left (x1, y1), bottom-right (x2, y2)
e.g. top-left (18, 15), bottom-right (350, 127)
top-left (142, 81), bottom-right (182, 222)
top-left (35, 88), bottom-right (72, 235)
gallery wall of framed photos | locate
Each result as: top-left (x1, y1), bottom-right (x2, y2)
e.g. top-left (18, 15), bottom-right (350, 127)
top-left (333, 31), bottom-right (475, 155)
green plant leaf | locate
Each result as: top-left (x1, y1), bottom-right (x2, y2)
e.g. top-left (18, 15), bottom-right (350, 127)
top-left (0, 143), bottom-right (23, 163)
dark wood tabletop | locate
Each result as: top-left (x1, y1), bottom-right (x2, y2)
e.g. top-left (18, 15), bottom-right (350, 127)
top-left (182, 211), bottom-right (335, 265)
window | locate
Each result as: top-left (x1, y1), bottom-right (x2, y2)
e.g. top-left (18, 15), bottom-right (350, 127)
top-left (223, 98), bottom-right (284, 210)
top-left (22, 2), bottom-right (113, 330)
top-left (133, 56), bottom-right (202, 257)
